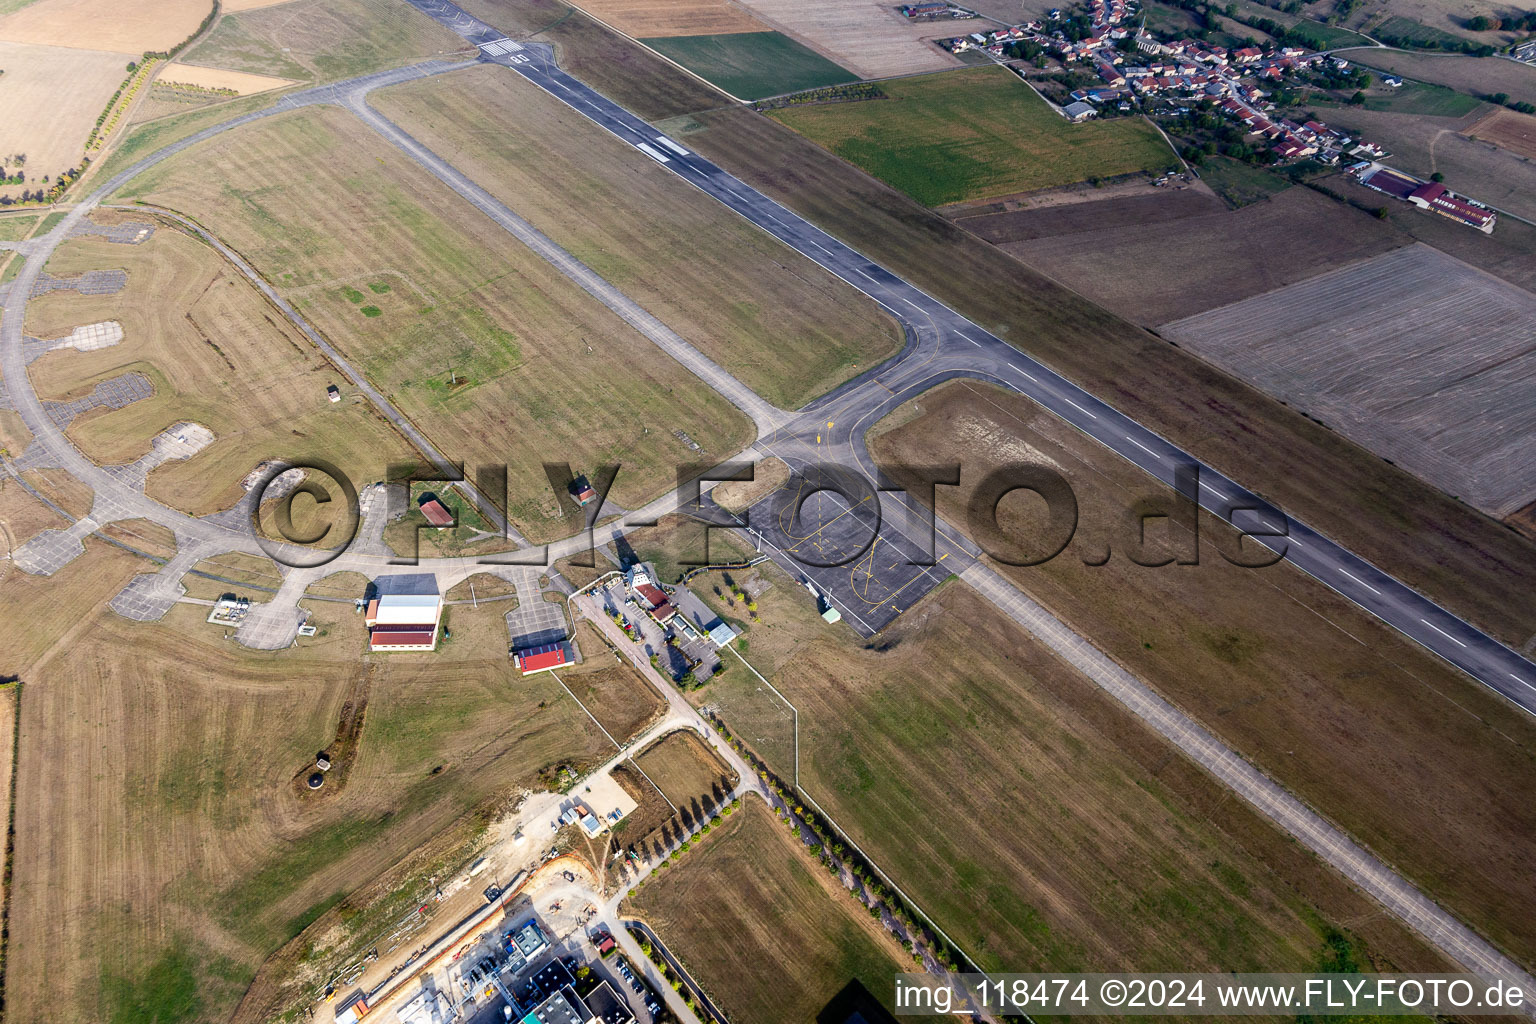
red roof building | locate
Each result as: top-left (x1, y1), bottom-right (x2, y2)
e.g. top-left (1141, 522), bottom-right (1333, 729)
top-left (515, 643), bottom-right (571, 674)
top-left (370, 629), bottom-right (438, 648)
top-left (419, 498), bottom-right (454, 527)
top-left (634, 583), bottom-right (669, 609)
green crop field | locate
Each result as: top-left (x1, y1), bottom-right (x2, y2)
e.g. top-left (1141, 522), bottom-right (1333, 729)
top-left (1362, 80), bottom-right (1481, 116)
top-left (644, 31), bottom-right (857, 100)
top-left (769, 67), bottom-right (1177, 206)
top-left (1372, 15), bottom-right (1471, 49)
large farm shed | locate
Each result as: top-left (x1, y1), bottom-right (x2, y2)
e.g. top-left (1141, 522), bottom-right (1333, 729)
top-left (1159, 244), bottom-right (1536, 517)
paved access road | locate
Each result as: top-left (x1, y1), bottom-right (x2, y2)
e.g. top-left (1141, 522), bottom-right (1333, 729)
top-left (423, 13), bottom-right (1536, 715)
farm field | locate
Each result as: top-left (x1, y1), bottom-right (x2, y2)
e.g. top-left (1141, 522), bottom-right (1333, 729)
top-left (23, 229), bottom-right (423, 517)
top-left (181, 0), bottom-right (466, 83)
top-left (627, 798), bottom-right (916, 1024)
top-left (869, 379), bottom-right (1536, 967)
top-left (566, 0), bottom-right (767, 37)
top-left (1345, 0), bottom-right (1512, 46)
top-left (1002, 184), bottom-right (1401, 322)
top-left (5, 597), bottom-right (609, 1024)
top-left (645, 30), bottom-right (858, 100)
top-left (373, 64), bottom-right (901, 409)
top-left (730, 0), bottom-right (965, 78)
top-left (706, 577), bottom-right (1455, 977)
top-left (1466, 104), bottom-right (1536, 159)
top-left (1224, 0), bottom-right (1374, 46)
top-left (0, 470), bottom-right (68, 556)
top-left (0, 42), bottom-right (131, 200)
top-left (769, 67), bottom-right (1176, 205)
top-left (1342, 47), bottom-right (1536, 104)
top-left (1182, 153), bottom-right (1292, 207)
top-left (678, 101), bottom-right (1536, 653)
top-left (118, 105), bottom-right (755, 541)
top-left (0, 0), bottom-right (208, 52)
top-left (954, 186), bottom-right (1226, 242)
top-left (1160, 244), bottom-right (1536, 516)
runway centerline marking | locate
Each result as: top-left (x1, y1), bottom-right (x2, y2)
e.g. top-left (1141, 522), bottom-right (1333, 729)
top-left (1125, 435), bottom-right (1159, 457)
top-left (1420, 618), bottom-right (1468, 648)
top-left (1336, 567), bottom-right (1380, 595)
top-left (1063, 397), bottom-right (1097, 419)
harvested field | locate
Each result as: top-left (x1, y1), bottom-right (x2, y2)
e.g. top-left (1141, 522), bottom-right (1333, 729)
top-left (182, 0), bottom-right (467, 83)
top-left (1466, 104), bottom-right (1536, 160)
top-left (374, 64), bottom-right (901, 409)
top-left (559, 632), bottom-right (666, 743)
top-left (0, 42), bottom-right (132, 198)
top-left (732, 0), bottom-right (964, 78)
top-left (628, 798), bottom-right (915, 1024)
top-left (0, 0), bottom-right (209, 52)
top-left (769, 67), bottom-right (1175, 205)
top-left (443, 571), bottom-right (518, 602)
top-left (454, 0), bottom-right (723, 118)
top-left (157, 61), bottom-right (297, 94)
top-left (633, 728), bottom-right (737, 815)
top-left (1003, 184), bottom-right (1403, 322)
top-left (0, 407), bottom-right (32, 454)
top-left (1341, 48), bottom-right (1536, 104)
top-left (710, 454), bottom-right (789, 513)
top-left (645, 30), bottom-right (857, 100)
top-left (24, 230), bottom-right (423, 517)
top-left (706, 582), bottom-right (1455, 979)
top-left (568, 0), bottom-right (767, 36)
top-left (955, 185), bottom-right (1225, 242)
top-left (5, 602), bottom-right (608, 1024)
top-left (1161, 243), bottom-right (1536, 516)
top-left (120, 105), bottom-right (755, 541)
top-left (869, 378), bottom-right (1536, 968)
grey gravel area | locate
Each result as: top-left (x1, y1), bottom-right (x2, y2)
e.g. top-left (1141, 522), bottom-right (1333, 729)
top-left (29, 268), bottom-right (127, 298)
top-left (70, 217), bottom-right (155, 244)
top-left (41, 370), bottom-right (152, 428)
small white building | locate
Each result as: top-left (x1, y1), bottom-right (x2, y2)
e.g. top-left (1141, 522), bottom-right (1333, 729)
top-left (364, 576), bottom-right (443, 651)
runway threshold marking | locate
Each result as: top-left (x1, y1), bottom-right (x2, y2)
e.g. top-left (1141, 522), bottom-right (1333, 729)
top-left (658, 137), bottom-right (690, 157)
top-left (1420, 618), bottom-right (1468, 648)
top-left (635, 142), bottom-right (669, 163)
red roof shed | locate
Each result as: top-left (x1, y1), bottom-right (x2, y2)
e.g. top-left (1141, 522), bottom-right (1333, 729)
top-left (420, 498), bottom-right (454, 527)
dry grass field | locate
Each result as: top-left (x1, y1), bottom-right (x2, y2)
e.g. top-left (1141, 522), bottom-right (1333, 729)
top-left (569, 0), bottom-right (767, 37)
top-left (182, 0), bottom-right (466, 83)
top-left (868, 379), bottom-right (1536, 967)
top-left (0, 0), bottom-right (209, 52)
top-left (24, 229), bottom-right (423, 517)
top-left (632, 728), bottom-right (737, 811)
top-left (734, 0), bottom-right (963, 78)
top-left (5, 597), bottom-right (610, 1024)
top-left (1466, 104), bottom-right (1536, 160)
top-left (373, 64), bottom-right (901, 409)
top-left (998, 185), bottom-right (1405, 323)
top-left (158, 61), bottom-right (297, 94)
top-left (557, 631), bottom-right (666, 744)
top-left (627, 798), bottom-right (917, 1024)
top-left (118, 105), bottom-right (755, 541)
top-left (1161, 244), bottom-right (1536, 516)
top-left (704, 580), bottom-right (1455, 978)
top-left (0, 470), bottom-right (68, 552)
top-left (0, 42), bottom-right (132, 198)
top-left (1344, 48), bottom-right (1536, 105)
